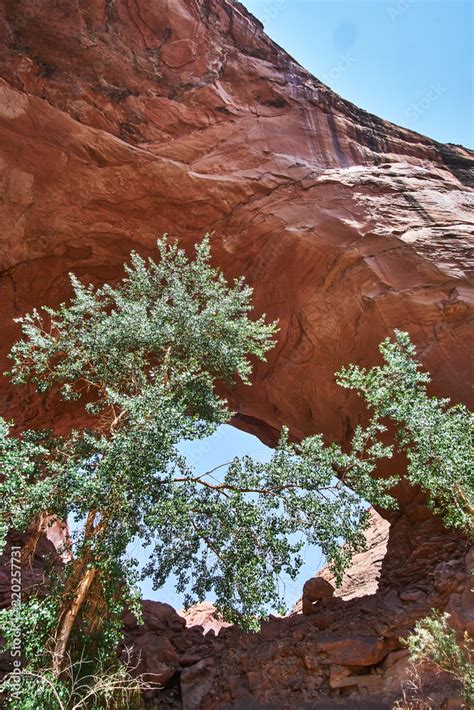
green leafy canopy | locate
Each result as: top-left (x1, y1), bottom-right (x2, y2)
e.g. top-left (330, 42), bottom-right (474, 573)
top-left (0, 236), bottom-right (471, 708)
top-left (1, 237), bottom-right (391, 628)
top-left (337, 330), bottom-right (474, 535)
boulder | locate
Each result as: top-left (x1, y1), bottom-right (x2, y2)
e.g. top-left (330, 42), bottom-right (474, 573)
top-left (180, 658), bottom-right (216, 710)
top-left (302, 577), bottom-right (335, 615)
top-left (123, 631), bottom-right (179, 685)
top-left (316, 634), bottom-right (388, 666)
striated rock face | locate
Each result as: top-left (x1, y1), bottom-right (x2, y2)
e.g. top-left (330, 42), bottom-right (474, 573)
top-left (0, 0), bottom-right (473, 498)
top-left (317, 508), bottom-right (391, 601)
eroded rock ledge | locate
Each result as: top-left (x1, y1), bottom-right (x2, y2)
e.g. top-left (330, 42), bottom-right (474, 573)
top-left (1, 515), bottom-right (471, 708)
top-left (120, 511), bottom-right (471, 708)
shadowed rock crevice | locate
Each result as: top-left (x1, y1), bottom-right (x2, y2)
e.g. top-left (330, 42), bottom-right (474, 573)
top-left (120, 511), bottom-right (470, 708)
top-left (2, 514), bottom-right (470, 708)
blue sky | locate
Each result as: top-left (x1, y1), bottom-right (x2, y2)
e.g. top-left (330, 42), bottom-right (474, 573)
top-left (243, 0), bottom-right (473, 147)
top-left (136, 1), bottom-right (472, 613)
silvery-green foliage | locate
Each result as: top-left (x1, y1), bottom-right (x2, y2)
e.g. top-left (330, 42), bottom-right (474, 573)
top-left (1, 237), bottom-right (393, 636)
top-left (337, 330), bottom-right (473, 536)
top-left (405, 611), bottom-right (473, 702)
top-left (9, 237), bottom-right (276, 410)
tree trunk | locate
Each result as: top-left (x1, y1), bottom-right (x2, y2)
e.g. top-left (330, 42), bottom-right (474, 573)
top-left (52, 564), bottom-right (97, 675)
top-left (51, 510), bottom-right (104, 675)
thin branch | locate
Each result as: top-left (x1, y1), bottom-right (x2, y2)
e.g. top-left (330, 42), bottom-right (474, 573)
top-left (170, 476), bottom-right (338, 498)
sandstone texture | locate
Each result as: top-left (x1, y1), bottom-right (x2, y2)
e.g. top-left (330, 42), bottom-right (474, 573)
top-left (180, 601), bottom-right (232, 636)
top-left (294, 507), bottom-right (390, 614)
top-left (301, 577), bottom-right (335, 616)
top-left (125, 515), bottom-right (471, 708)
top-left (0, 0), bottom-right (473, 707)
top-left (318, 507), bottom-right (391, 601)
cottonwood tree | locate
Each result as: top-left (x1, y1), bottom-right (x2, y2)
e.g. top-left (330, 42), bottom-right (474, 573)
top-left (337, 331), bottom-right (473, 535)
top-left (0, 238), bottom-right (471, 708)
top-left (0, 237), bottom-right (393, 708)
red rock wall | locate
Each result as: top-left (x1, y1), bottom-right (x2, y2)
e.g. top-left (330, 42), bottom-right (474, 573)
top-left (122, 513), bottom-right (470, 709)
top-left (1, 522), bottom-right (470, 708)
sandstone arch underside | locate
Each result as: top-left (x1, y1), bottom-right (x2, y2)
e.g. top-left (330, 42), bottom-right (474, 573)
top-left (0, 0), bottom-right (472, 514)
